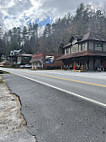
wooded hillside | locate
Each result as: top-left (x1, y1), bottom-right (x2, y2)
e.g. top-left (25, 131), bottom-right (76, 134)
top-left (0, 3), bottom-right (106, 58)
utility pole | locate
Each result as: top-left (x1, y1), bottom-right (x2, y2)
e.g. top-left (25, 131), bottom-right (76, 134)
top-left (0, 0), bottom-right (3, 39)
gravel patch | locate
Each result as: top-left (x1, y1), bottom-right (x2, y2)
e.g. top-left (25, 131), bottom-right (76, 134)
top-left (0, 82), bottom-right (25, 136)
top-left (0, 76), bottom-right (35, 142)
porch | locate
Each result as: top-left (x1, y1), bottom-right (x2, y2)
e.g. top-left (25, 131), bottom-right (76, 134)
top-left (62, 56), bottom-right (106, 71)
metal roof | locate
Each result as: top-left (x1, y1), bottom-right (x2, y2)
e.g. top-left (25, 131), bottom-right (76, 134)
top-left (63, 32), bottom-right (106, 49)
top-left (57, 51), bottom-right (106, 60)
top-left (79, 32), bottom-right (106, 42)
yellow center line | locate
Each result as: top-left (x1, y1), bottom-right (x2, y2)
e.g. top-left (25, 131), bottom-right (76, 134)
top-left (22, 71), bottom-right (106, 88)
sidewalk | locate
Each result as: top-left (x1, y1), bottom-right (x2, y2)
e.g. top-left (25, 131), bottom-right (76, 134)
top-left (0, 76), bottom-right (35, 142)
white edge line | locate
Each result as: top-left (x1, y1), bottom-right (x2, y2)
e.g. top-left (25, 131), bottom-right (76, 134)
top-left (10, 72), bottom-right (106, 108)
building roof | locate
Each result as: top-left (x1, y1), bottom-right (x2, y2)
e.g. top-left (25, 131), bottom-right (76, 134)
top-left (63, 43), bottom-right (72, 48)
top-left (31, 52), bottom-right (62, 63)
top-left (20, 54), bottom-right (32, 57)
top-left (79, 32), bottom-right (106, 42)
top-left (63, 32), bottom-right (106, 49)
top-left (10, 49), bottom-right (25, 56)
top-left (32, 53), bottom-right (43, 58)
top-left (31, 53), bottom-right (44, 63)
top-left (63, 35), bottom-right (82, 49)
top-left (13, 49), bottom-right (22, 53)
top-left (9, 53), bottom-right (32, 57)
top-left (72, 35), bottom-right (83, 41)
top-left (32, 52), bottom-right (62, 58)
top-left (57, 51), bottom-right (106, 60)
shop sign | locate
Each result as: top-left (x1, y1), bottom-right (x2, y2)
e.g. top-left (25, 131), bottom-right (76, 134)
top-left (45, 56), bottom-right (54, 64)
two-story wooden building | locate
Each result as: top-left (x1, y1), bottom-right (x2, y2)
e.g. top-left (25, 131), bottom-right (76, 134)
top-left (8, 49), bottom-right (32, 67)
top-left (58, 32), bottom-right (106, 71)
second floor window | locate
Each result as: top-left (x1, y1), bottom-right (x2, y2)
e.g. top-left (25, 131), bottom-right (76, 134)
top-left (66, 48), bottom-right (69, 54)
top-left (81, 44), bottom-right (85, 51)
top-left (94, 42), bottom-right (103, 51)
top-left (95, 43), bottom-right (103, 47)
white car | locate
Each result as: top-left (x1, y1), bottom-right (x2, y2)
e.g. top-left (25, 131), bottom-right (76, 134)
top-left (24, 64), bottom-right (32, 68)
top-left (20, 65), bottom-right (25, 68)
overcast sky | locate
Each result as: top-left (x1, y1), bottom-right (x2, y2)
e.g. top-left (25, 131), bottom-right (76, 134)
top-left (0, 0), bottom-right (106, 31)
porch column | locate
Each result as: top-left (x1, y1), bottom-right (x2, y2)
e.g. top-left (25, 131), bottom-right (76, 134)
top-left (101, 56), bottom-right (103, 66)
top-left (86, 56), bottom-right (89, 71)
top-left (93, 56), bottom-right (96, 71)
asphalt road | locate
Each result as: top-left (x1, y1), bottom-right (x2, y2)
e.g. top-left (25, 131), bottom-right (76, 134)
top-left (1, 68), bottom-right (106, 142)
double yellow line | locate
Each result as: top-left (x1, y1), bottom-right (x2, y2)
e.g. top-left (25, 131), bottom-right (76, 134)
top-left (22, 71), bottom-right (106, 88)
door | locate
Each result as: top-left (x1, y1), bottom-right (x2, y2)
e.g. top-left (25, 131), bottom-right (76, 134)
top-left (73, 61), bottom-right (77, 69)
top-left (104, 60), bottom-right (106, 69)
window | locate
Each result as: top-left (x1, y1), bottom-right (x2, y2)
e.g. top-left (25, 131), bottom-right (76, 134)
top-left (65, 48), bottom-right (70, 54)
top-left (71, 45), bottom-right (78, 53)
top-left (94, 42), bottom-right (103, 51)
top-left (81, 43), bottom-right (85, 51)
top-left (95, 43), bottom-right (103, 47)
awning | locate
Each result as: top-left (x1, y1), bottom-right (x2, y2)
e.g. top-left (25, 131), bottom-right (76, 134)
top-left (57, 51), bottom-right (106, 60)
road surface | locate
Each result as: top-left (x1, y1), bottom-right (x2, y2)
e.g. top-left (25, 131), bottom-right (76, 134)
top-left (1, 68), bottom-right (106, 142)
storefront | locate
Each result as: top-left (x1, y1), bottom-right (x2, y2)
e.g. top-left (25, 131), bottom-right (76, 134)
top-left (58, 51), bottom-right (106, 71)
top-left (31, 53), bottom-right (63, 69)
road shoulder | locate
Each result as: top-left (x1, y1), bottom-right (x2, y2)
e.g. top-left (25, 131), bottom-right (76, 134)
top-left (0, 75), bottom-right (35, 142)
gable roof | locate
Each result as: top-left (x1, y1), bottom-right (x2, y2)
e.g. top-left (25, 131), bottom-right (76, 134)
top-left (32, 53), bottom-right (43, 59)
top-left (10, 49), bottom-right (25, 56)
top-left (72, 35), bottom-right (82, 41)
top-left (63, 35), bottom-right (82, 49)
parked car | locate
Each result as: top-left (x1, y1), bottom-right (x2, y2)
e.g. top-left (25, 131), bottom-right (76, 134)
top-left (20, 64), bottom-right (32, 68)
top-left (24, 64), bottom-right (32, 68)
top-left (20, 65), bottom-right (25, 68)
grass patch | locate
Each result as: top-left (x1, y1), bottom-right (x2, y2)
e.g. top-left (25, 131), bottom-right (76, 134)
top-left (0, 70), bottom-right (9, 74)
top-left (0, 79), bottom-right (4, 83)
top-left (0, 75), bottom-right (4, 83)
top-left (0, 70), bottom-right (9, 83)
